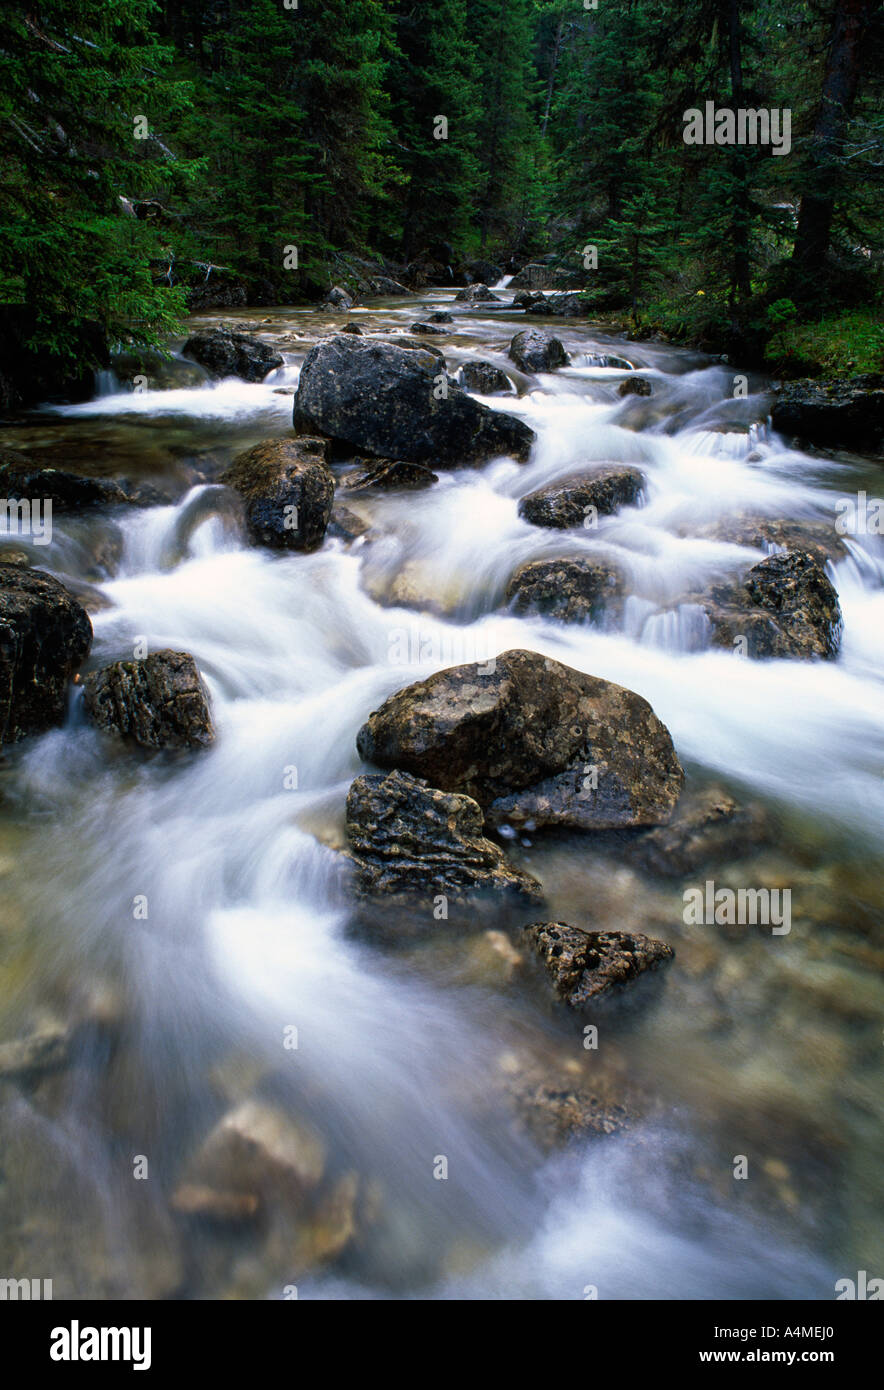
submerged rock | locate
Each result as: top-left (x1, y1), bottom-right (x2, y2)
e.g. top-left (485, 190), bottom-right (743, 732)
top-left (771, 375), bottom-right (884, 453)
top-left (695, 549), bottom-right (842, 660)
top-left (327, 504), bottom-right (370, 543)
top-left (509, 329), bottom-right (568, 373)
top-left (618, 376), bottom-right (653, 398)
top-left (345, 769), bottom-right (542, 920)
top-left (82, 649), bottom-right (215, 750)
top-left (0, 565), bottom-right (92, 744)
top-left (355, 649), bottom-right (684, 832)
top-left (293, 335), bottom-right (534, 466)
top-left (410, 321), bottom-right (448, 336)
top-left (519, 466), bottom-right (646, 529)
top-left (172, 1099), bottom-right (326, 1221)
top-left (612, 785), bottom-right (772, 877)
top-left (506, 555), bottom-right (624, 623)
top-left (221, 437), bottom-right (335, 550)
top-left (0, 448), bottom-right (128, 511)
top-left (181, 329), bottom-right (283, 382)
top-left (522, 922), bottom-right (674, 1008)
top-left (460, 361), bottom-right (512, 395)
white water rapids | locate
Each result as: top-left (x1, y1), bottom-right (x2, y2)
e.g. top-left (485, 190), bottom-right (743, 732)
top-left (1, 290), bottom-right (881, 1298)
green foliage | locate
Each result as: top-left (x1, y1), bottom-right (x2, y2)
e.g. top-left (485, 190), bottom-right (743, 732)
top-left (765, 309), bottom-right (884, 377)
top-left (0, 0), bottom-right (195, 368)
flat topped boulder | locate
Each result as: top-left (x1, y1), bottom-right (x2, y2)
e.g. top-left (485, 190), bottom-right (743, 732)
top-left (345, 769), bottom-right (542, 920)
top-left (522, 922), bottom-right (674, 1009)
top-left (221, 437), bottom-right (335, 551)
top-left (356, 649), bottom-right (684, 832)
top-left (293, 335), bottom-right (534, 467)
top-left (0, 565), bottom-right (92, 744)
top-left (509, 330), bottom-right (569, 373)
top-left (519, 466), bottom-right (646, 529)
top-left (82, 649), bottom-right (214, 750)
top-left (182, 329), bottom-right (283, 382)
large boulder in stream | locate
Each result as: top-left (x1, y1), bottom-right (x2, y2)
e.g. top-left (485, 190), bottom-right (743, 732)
top-left (82, 650), bottom-right (215, 750)
top-left (182, 329), bottom-right (283, 382)
top-left (0, 565), bottom-right (92, 744)
top-left (693, 549), bottom-right (842, 660)
top-left (454, 284), bottom-right (500, 303)
top-left (222, 437), bottom-right (335, 550)
top-left (345, 770), bottom-right (542, 926)
top-left (509, 329), bottom-right (569, 373)
top-left (519, 466), bottom-right (646, 528)
top-left (522, 922), bottom-right (674, 1010)
top-left (771, 375), bottom-right (884, 454)
top-left (356, 649), bottom-right (684, 832)
top-left (292, 335), bottom-right (534, 467)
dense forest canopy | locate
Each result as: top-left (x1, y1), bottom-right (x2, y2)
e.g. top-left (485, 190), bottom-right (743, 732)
top-left (1, 0), bottom-right (882, 401)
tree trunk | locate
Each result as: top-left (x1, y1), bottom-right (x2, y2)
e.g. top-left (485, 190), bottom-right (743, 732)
top-left (791, 0), bottom-right (873, 278)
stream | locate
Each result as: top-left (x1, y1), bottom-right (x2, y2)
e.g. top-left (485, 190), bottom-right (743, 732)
top-left (0, 287), bottom-right (881, 1300)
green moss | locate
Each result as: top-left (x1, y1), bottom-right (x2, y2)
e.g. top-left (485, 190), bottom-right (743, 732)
top-left (764, 310), bottom-right (884, 379)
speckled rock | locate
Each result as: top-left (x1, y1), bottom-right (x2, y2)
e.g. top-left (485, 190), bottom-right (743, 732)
top-left (519, 466), bottom-right (645, 528)
top-left (82, 649), bottom-right (215, 750)
top-left (0, 565), bottom-right (92, 744)
top-left (509, 329), bottom-right (568, 373)
top-left (356, 649), bottom-right (684, 832)
top-left (700, 549), bottom-right (843, 660)
top-left (345, 769), bottom-right (542, 913)
top-left (522, 922), bottom-right (674, 1008)
top-left (182, 328), bottom-right (283, 382)
top-left (506, 555), bottom-right (624, 623)
top-left (460, 361), bottom-right (512, 395)
top-left (221, 437), bottom-right (335, 550)
top-left (293, 336), bottom-right (534, 466)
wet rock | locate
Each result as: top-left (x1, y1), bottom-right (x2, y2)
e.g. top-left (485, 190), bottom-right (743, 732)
top-left (505, 555), bottom-right (624, 623)
top-left (293, 336), bottom-right (534, 467)
top-left (410, 321), bottom-right (448, 336)
top-left (356, 649), bottom-right (684, 832)
top-left (344, 769), bottom-right (542, 919)
top-left (181, 329), bottom-right (283, 382)
top-left (454, 283), bottom-right (500, 303)
top-left (618, 376), bottom-right (653, 398)
top-left (509, 329), bottom-right (569, 373)
top-left (460, 361), bottom-right (512, 395)
top-left (698, 550), bottom-right (842, 660)
top-left (465, 260), bottom-right (503, 286)
top-left (392, 336), bottom-right (447, 359)
top-left (500, 1050), bottom-right (631, 1149)
top-left (614, 785), bottom-right (772, 877)
top-left (0, 1022), bottom-right (69, 1078)
top-left (522, 922), bottom-right (674, 1008)
top-left (82, 649), bottom-right (215, 750)
top-left (427, 311), bottom-right (454, 323)
top-left (0, 565), bottom-right (92, 744)
top-left (111, 349), bottom-right (208, 391)
top-left (0, 448), bottom-right (128, 510)
top-left (771, 375), bottom-right (884, 453)
top-left (319, 285), bottom-right (354, 311)
top-left (512, 290), bottom-right (549, 312)
top-left (172, 1099), bottom-right (326, 1221)
top-left (341, 458), bottom-right (438, 492)
top-left (327, 504), bottom-right (370, 543)
top-left (692, 513), bottom-right (847, 569)
top-left (519, 466), bottom-right (645, 528)
top-left (221, 437), bottom-right (335, 550)
top-left (340, 322), bottom-right (363, 335)
top-left (546, 292), bottom-right (584, 317)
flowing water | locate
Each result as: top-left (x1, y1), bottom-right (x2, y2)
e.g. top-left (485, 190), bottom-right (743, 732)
top-left (0, 290), bottom-right (881, 1300)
